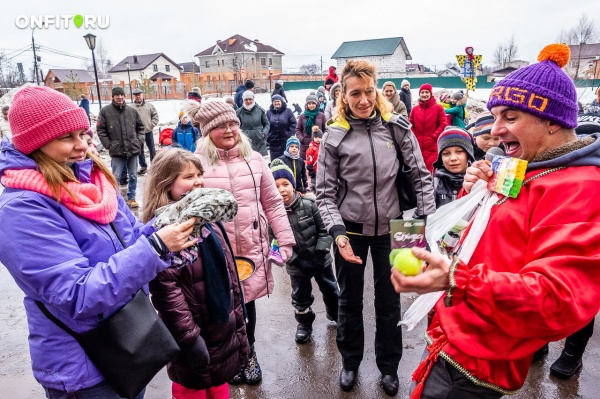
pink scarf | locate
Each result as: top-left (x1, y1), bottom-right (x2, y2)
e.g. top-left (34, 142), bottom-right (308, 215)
top-left (1, 167), bottom-right (118, 224)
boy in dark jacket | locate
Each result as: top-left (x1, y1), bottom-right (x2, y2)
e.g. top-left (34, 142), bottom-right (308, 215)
top-left (271, 159), bottom-right (339, 343)
top-left (277, 136), bottom-right (308, 194)
top-left (432, 127), bottom-right (475, 208)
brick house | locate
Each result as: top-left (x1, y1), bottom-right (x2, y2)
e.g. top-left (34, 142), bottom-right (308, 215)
top-left (195, 34), bottom-right (284, 94)
top-left (44, 69), bottom-right (95, 100)
top-left (178, 62), bottom-right (202, 93)
top-left (331, 37), bottom-right (412, 79)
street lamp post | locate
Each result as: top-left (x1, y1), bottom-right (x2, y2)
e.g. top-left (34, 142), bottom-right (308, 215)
top-left (83, 33), bottom-right (102, 109)
top-left (125, 62), bottom-right (133, 103)
top-left (32, 23), bottom-right (44, 85)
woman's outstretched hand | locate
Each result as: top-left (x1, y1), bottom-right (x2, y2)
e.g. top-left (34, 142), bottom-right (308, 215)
top-left (155, 218), bottom-right (197, 252)
top-left (390, 247), bottom-right (450, 294)
top-left (337, 236), bottom-right (362, 264)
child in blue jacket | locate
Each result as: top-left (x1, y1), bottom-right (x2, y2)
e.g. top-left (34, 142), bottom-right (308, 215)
top-left (172, 112), bottom-right (200, 152)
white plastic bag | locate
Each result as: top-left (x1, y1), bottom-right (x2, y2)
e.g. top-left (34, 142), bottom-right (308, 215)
top-left (399, 180), bottom-right (497, 331)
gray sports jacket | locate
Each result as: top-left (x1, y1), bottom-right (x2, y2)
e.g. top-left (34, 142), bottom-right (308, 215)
top-left (316, 112), bottom-right (435, 239)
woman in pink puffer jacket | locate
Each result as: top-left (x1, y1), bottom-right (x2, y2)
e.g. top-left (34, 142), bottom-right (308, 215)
top-left (185, 100), bottom-right (295, 387)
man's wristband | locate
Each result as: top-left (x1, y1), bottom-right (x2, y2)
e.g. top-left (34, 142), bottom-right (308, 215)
top-left (335, 235), bottom-right (349, 245)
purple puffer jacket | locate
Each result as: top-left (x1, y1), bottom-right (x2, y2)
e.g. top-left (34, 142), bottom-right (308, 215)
top-left (0, 140), bottom-right (170, 392)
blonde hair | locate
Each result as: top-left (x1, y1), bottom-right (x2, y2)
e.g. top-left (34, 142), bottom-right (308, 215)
top-left (141, 148), bottom-right (205, 223)
top-left (334, 60), bottom-right (392, 122)
top-left (196, 130), bottom-right (253, 169)
top-left (29, 149), bottom-right (116, 202)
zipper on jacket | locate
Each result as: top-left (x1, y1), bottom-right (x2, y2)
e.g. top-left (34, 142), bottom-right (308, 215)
top-left (223, 151), bottom-right (243, 255)
top-left (338, 180), bottom-right (349, 210)
top-left (366, 122), bottom-right (379, 236)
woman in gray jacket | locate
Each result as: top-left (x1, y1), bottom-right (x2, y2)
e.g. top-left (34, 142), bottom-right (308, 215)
top-left (236, 91), bottom-right (270, 157)
top-left (316, 60), bottom-right (435, 396)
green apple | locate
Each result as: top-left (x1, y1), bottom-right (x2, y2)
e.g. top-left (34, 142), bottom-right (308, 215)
top-left (392, 248), bottom-right (422, 276)
top-left (389, 248), bottom-right (403, 265)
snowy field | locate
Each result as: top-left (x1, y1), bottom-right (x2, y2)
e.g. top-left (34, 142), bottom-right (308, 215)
top-left (96, 86), bottom-right (599, 127)
top-left (4, 84), bottom-right (597, 128)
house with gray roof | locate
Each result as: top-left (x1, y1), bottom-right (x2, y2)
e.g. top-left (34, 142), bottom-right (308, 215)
top-left (331, 37), bottom-right (412, 78)
top-left (108, 53), bottom-right (182, 85)
top-left (44, 69), bottom-right (96, 99)
top-left (568, 43), bottom-right (600, 79)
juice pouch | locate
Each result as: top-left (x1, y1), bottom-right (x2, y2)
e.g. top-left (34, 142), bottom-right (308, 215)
top-left (389, 219), bottom-right (426, 276)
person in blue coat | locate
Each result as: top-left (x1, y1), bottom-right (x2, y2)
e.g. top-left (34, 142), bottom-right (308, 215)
top-left (0, 86), bottom-right (196, 398)
top-left (172, 111), bottom-right (200, 152)
top-left (79, 94), bottom-right (90, 123)
top-left (266, 95), bottom-right (296, 160)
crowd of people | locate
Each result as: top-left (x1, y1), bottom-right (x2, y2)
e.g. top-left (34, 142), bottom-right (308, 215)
top-left (0, 44), bottom-right (599, 399)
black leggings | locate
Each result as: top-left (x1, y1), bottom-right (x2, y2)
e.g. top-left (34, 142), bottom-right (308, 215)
top-left (245, 300), bottom-right (256, 347)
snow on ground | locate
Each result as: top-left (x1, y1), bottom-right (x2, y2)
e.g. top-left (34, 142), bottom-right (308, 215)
top-left (24, 85), bottom-right (600, 128)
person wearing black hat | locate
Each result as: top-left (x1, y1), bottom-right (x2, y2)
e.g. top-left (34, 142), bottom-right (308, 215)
top-left (131, 88), bottom-right (159, 175)
top-left (234, 79), bottom-right (255, 109)
top-left (187, 86), bottom-right (202, 103)
top-left (97, 85), bottom-right (146, 208)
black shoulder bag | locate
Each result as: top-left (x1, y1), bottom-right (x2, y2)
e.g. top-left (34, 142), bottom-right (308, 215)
top-left (387, 124), bottom-right (418, 211)
top-left (35, 222), bottom-right (180, 399)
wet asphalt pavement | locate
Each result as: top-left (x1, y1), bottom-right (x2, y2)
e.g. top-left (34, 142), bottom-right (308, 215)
top-left (0, 168), bottom-right (599, 398)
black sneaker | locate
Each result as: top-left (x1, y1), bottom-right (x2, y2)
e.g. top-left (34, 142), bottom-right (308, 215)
top-left (532, 344), bottom-right (549, 362)
top-left (550, 351), bottom-right (583, 379)
top-left (138, 168), bottom-right (147, 176)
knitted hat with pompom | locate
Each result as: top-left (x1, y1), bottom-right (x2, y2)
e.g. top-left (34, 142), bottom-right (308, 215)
top-left (270, 158), bottom-right (296, 189)
top-left (487, 43), bottom-right (577, 129)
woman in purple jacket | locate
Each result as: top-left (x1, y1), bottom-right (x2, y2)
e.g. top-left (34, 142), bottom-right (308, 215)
top-left (0, 86), bottom-right (196, 398)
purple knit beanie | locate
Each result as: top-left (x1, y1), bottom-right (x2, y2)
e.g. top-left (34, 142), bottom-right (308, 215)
top-left (486, 44), bottom-right (577, 129)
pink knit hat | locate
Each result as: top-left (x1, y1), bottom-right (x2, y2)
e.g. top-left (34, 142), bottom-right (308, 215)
top-left (183, 100), bottom-right (239, 136)
top-left (10, 86), bottom-right (90, 154)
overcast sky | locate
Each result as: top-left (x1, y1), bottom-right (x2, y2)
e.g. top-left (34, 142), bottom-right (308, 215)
top-left (2, 0), bottom-right (599, 76)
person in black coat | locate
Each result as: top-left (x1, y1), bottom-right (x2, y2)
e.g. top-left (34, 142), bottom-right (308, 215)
top-left (271, 80), bottom-right (287, 103)
top-left (277, 136), bottom-right (307, 194)
top-left (270, 159), bottom-right (338, 343)
top-left (399, 79), bottom-right (412, 116)
top-left (266, 95), bottom-right (296, 160)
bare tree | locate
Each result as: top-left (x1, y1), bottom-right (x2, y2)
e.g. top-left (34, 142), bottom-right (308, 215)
top-left (0, 53), bottom-right (24, 88)
top-left (63, 70), bottom-right (84, 100)
top-left (492, 35), bottom-right (519, 69)
top-left (300, 63), bottom-right (319, 75)
top-left (560, 14), bottom-right (598, 79)
top-left (83, 39), bottom-right (112, 79)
